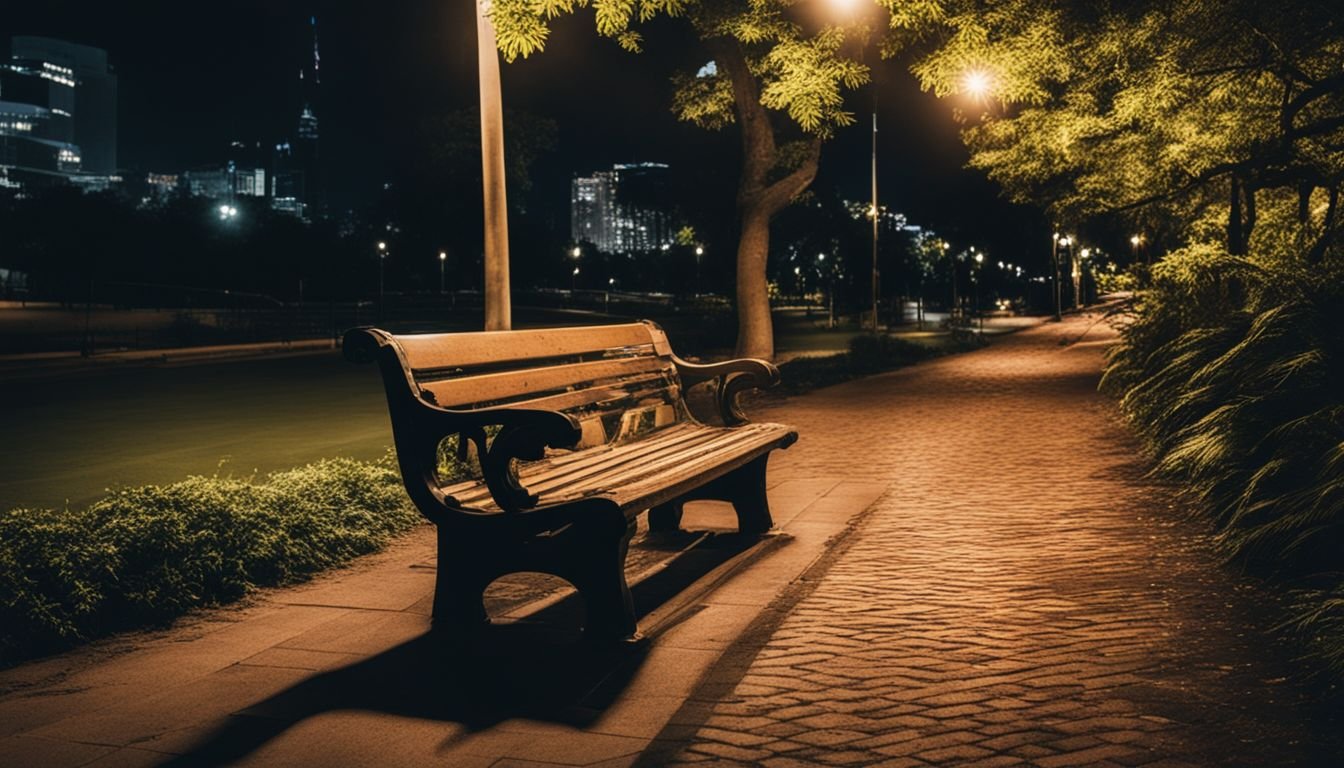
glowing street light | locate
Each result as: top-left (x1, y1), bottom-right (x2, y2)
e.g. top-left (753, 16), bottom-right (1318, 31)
top-left (963, 69), bottom-right (991, 98)
top-left (439, 250), bottom-right (447, 294)
top-left (571, 246), bottom-right (582, 259)
top-left (571, 266), bottom-right (580, 291)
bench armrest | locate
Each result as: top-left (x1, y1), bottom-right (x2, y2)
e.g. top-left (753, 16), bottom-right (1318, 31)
top-left (672, 355), bottom-right (780, 426)
top-left (344, 326), bottom-right (581, 515)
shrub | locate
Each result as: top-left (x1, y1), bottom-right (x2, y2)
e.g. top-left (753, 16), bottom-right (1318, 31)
top-left (0, 454), bottom-right (419, 665)
top-left (847, 333), bottom-right (940, 374)
top-left (774, 333), bottom-right (951, 394)
top-left (1102, 243), bottom-right (1344, 676)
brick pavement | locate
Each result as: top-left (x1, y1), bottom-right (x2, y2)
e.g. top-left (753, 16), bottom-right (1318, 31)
top-left (647, 310), bottom-right (1341, 767)
top-left (3, 309), bottom-right (1339, 767)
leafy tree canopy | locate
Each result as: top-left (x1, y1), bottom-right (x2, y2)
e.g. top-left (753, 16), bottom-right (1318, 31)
top-left (897, 0), bottom-right (1344, 257)
top-left (491, 0), bottom-right (867, 137)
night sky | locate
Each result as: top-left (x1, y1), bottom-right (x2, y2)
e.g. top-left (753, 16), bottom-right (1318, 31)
top-left (2, 0), bottom-right (1045, 268)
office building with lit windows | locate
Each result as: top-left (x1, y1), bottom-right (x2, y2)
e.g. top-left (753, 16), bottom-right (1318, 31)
top-left (0, 36), bottom-right (117, 191)
top-left (571, 162), bottom-right (673, 254)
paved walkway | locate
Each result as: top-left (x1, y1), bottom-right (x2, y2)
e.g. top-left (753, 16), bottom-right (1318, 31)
top-left (1, 309), bottom-right (1338, 766)
top-left (650, 310), bottom-right (1340, 766)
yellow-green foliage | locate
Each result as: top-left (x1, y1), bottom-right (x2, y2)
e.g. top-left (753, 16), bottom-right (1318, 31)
top-left (0, 454), bottom-right (420, 665)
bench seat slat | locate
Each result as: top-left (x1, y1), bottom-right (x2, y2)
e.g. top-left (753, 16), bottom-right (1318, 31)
top-left (398, 323), bottom-right (657, 373)
top-left (442, 422), bottom-right (713, 506)
top-left (442, 422), bottom-right (794, 513)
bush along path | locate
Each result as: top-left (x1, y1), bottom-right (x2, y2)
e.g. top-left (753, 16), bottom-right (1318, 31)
top-left (0, 454), bottom-right (419, 665)
top-left (1102, 250), bottom-right (1344, 678)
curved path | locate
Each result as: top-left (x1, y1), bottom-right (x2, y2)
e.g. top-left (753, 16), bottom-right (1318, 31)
top-left (1, 310), bottom-right (1337, 767)
top-left (652, 310), bottom-right (1339, 766)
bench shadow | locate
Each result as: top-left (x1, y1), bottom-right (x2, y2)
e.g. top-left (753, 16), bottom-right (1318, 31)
top-left (161, 530), bottom-right (757, 767)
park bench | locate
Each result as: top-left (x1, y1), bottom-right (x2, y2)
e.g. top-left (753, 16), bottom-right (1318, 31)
top-left (343, 321), bottom-right (797, 643)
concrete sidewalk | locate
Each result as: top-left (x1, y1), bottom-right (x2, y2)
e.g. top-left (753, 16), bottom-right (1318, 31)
top-left (1, 309), bottom-right (1338, 766)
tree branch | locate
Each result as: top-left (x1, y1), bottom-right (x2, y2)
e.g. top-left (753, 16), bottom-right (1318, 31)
top-left (758, 136), bottom-right (824, 213)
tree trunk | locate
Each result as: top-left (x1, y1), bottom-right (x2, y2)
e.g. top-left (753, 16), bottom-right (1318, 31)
top-left (710, 37), bottom-right (822, 360)
top-left (736, 206), bottom-right (773, 358)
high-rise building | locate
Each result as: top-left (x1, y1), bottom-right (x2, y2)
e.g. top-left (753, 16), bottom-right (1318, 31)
top-left (0, 36), bottom-right (117, 190)
top-left (285, 16), bottom-right (321, 214)
top-left (571, 163), bottom-right (672, 254)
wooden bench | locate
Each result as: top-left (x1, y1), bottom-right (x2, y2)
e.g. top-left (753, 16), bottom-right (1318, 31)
top-left (344, 321), bottom-right (797, 643)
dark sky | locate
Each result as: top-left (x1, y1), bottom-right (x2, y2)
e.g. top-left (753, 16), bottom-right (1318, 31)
top-left (1, 0), bottom-right (1045, 268)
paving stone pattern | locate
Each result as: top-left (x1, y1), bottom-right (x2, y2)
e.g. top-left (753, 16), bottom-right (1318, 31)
top-left (658, 312), bottom-right (1341, 767)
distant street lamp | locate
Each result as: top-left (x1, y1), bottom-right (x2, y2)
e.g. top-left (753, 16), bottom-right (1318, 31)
top-left (1076, 247), bottom-right (1090, 307)
top-left (1130, 233), bottom-right (1146, 265)
top-left (439, 250), bottom-right (447, 294)
top-left (1051, 232), bottom-right (1069, 321)
top-left (571, 246), bottom-right (582, 259)
top-left (606, 277), bottom-right (615, 314)
top-left (694, 245), bottom-right (705, 294)
top-left (973, 251), bottom-right (985, 331)
top-left (571, 266), bottom-right (580, 292)
top-left (377, 241), bottom-right (389, 319)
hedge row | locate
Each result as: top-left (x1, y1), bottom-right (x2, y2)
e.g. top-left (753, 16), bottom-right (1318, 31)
top-left (1101, 246), bottom-right (1344, 677)
top-left (1, 455), bottom-right (420, 664)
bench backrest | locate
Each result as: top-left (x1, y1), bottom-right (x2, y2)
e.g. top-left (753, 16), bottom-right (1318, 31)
top-left (382, 321), bottom-right (688, 448)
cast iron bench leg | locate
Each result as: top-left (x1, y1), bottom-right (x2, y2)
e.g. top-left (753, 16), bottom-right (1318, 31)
top-left (431, 527), bottom-right (492, 634)
top-left (726, 454), bottom-right (774, 535)
top-left (566, 516), bottom-right (640, 643)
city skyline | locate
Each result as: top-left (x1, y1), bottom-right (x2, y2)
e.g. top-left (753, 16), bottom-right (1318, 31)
top-left (0, 0), bottom-right (1042, 264)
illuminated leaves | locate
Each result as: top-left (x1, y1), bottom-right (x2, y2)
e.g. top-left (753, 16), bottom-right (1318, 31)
top-left (906, 0), bottom-right (1344, 237)
top-left (593, 0), bottom-right (637, 37)
top-left (490, 0), bottom-right (553, 61)
top-left (758, 28), bottom-right (866, 135)
top-left (671, 69), bottom-right (736, 129)
top-left (908, 5), bottom-right (1069, 105)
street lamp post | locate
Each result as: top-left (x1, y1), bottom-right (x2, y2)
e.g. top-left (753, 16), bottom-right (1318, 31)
top-left (1051, 232), bottom-right (1067, 321)
top-left (973, 251), bottom-right (984, 332)
top-left (438, 250), bottom-right (447, 295)
top-left (476, 0), bottom-right (511, 330)
top-left (827, 0), bottom-right (879, 331)
top-left (870, 113), bottom-right (879, 332)
top-left (571, 266), bottom-right (580, 292)
top-left (377, 241), bottom-right (387, 322)
top-left (1130, 233), bottom-right (1146, 266)
top-left (1076, 247), bottom-right (1090, 307)
top-left (694, 245), bottom-right (704, 295)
